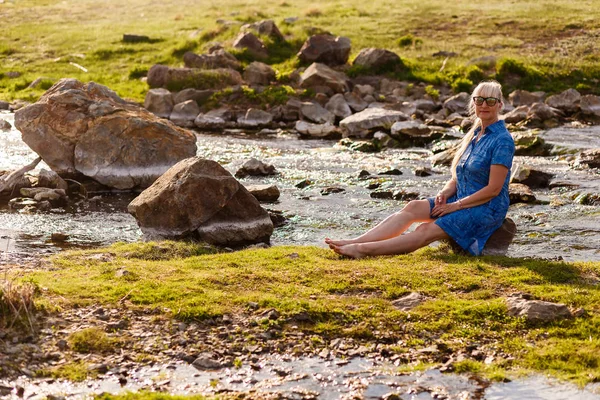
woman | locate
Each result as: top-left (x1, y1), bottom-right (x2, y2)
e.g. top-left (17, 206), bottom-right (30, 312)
top-left (325, 80), bottom-right (515, 258)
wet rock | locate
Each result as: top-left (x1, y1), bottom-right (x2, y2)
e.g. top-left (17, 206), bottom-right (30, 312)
top-left (0, 120), bottom-right (11, 131)
top-left (300, 102), bottom-right (335, 124)
top-left (297, 34), bottom-right (351, 66)
top-left (370, 191), bottom-right (394, 199)
top-left (339, 138), bottom-right (378, 152)
top-left (414, 167), bottom-right (433, 177)
top-left (147, 64), bottom-right (243, 90)
top-left (506, 295), bottom-right (572, 322)
top-left (503, 105), bottom-right (529, 124)
top-left (443, 92), bottom-right (470, 114)
top-left (235, 158), bottom-right (277, 177)
top-left (526, 102), bottom-right (560, 127)
top-left (344, 92), bottom-right (368, 113)
top-left (144, 88), bottom-right (174, 119)
top-left (390, 120), bottom-right (432, 137)
top-left (509, 183), bottom-right (536, 204)
top-left (20, 188), bottom-right (67, 206)
top-left (373, 131), bottom-right (402, 149)
top-left (511, 164), bottom-right (554, 188)
top-left (173, 88), bottom-right (215, 106)
top-left (340, 108), bottom-right (408, 138)
top-left (246, 184), bottom-right (280, 202)
top-left (321, 187), bottom-right (345, 195)
top-left (56, 339), bottom-right (69, 351)
top-left (194, 108), bottom-right (233, 130)
top-left (15, 79), bottom-right (197, 189)
top-left (431, 145), bottom-right (459, 167)
top-left (513, 131), bottom-right (552, 156)
top-left (481, 218), bottom-right (517, 256)
top-left (295, 179), bottom-right (312, 189)
top-left (508, 90), bottom-right (546, 107)
top-left (128, 158), bottom-right (273, 246)
top-left (573, 191), bottom-right (600, 206)
top-left (192, 353), bottom-right (224, 370)
top-left (325, 94), bottom-right (352, 119)
top-left (50, 233), bottom-right (69, 242)
top-left (545, 88), bottom-right (580, 114)
top-left (352, 48), bottom-right (403, 72)
top-left (549, 180), bottom-right (580, 190)
top-left (300, 63), bottom-right (350, 94)
top-left (183, 49), bottom-right (242, 71)
top-left (574, 148), bottom-right (600, 169)
top-left (237, 108), bottom-right (273, 127)
top-left (170, 100), bottom-right (200, 128)
top-left (268, 209), bottom-right (287, 227)
top-left (295, 121), bottom-right (339, 139)
top-left (243, 61), bottom-right (276, 85)
top-left (37, 169), bottom-right (68, 191)
top-left (378, 168), bottom-right (402, 176)
top-left (0, 100), bottom-right (10, 110)
top-left (233, 32), bottom-right (268, 59)
top-left (392, 292), bottom-right (427, 311)
top-left (579, 95), bottom-right (600, 120)
top-left (241, 19), bottom-right (285, 41)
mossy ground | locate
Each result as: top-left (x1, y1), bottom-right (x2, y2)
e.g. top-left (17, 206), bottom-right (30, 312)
top-left (1, 0), bottom-right (600, 102)
top-left (15, 241), bottom-right (600, 386)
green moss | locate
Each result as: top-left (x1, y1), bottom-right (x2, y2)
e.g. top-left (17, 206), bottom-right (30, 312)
top-left (38, 361), bottom-right (93, 382)
top-left (68, 327), bottom-right (116, 353)
top-left (96, 393), bottom-right (207, 400)
top-left (451, 77), bottom-right (473, 93)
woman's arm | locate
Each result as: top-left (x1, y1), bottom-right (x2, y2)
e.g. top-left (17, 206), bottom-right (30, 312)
top-left (432, 165), bottom-right (509, 216)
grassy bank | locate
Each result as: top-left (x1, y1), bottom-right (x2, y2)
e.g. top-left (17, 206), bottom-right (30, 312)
top-left (17, 241), bottom-right (600, 385)
top-left (1, 0), bottom-right (600, 102)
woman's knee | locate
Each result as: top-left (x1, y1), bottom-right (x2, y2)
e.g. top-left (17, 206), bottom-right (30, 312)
top-left (401, 199), bottom-right (431, 218)
top-left (415, 222), bottom-right (448, 243)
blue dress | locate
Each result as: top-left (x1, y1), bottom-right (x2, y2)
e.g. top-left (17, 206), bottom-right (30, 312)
top-left (428, 120), bottom-right (515, 255)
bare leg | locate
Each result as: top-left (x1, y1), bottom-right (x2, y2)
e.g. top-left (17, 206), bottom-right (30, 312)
top-left (325, 200), bottom-right (433, 246)
top-left (330, 222), bottom-right (449, 258)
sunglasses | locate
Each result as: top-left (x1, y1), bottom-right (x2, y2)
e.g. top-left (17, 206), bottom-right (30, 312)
top-left (473, 96), bottom-right (500, 107)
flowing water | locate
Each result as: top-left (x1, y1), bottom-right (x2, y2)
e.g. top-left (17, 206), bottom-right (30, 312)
top-left (2, 111), bottom-right (600, 398)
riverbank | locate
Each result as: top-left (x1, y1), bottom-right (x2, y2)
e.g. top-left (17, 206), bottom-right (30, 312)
top-left (2, 0), bottom-right (600, 103)
top-left (2, 242), bottom-right (600, 393)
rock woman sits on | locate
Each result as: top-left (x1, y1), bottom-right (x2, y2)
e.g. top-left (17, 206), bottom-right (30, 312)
top-left (325, 80), bottom-right (515, 258)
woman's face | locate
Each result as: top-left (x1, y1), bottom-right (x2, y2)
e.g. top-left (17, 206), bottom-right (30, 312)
top-left (473, 91), bottom-right (502, 125)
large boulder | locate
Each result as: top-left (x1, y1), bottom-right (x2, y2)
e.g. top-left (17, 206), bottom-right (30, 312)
top-left (144, 88), bottom-right (174, 119)
top-left (579, 95), bottom-right (600, 120)
top-left (14, 79), bottom-right (197, 189)
top-left (443, 92), bottom-right (470, 114)
top-left (300, 102), bottom-right (335, 124)
top-left (325, 94), bottom-right (352, 119)
top-left (237, 108), bottom-right (273, 128)
top-left (502, 105), bottom-right (529, 124)
top-left (183, 50), bottom-right (242, 71)
top-left (300, 63), bottom-right (349, 94)
top-left (173, 88), bottom-right (215, 107)
top-left (297, 35), bottom-right (351, 66)
top-left (340, 107), bottom-right (409, 138)
top-left (194, 108), bottom-right (234, 130)
top-left (170, 100), bottom-right (200, 128)
top-left (147, 64), bottom-right (243, 91)
top-left (508, 90), bottom-right (546, 107)
top-left (128, 158), bottom-right (273, 246)
top-left (545, 88), bottom-right (580, 114)
top-left (352, 48), bottom-right (403, 72)
top-left (511, 164), bottom-right (553, 188)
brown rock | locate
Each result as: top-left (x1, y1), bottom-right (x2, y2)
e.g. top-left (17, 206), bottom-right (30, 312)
top-left (128, 158), bottom-right (273, 246)
top-left (352, 48), bottom-right (403, 72)
top-left (243, 62), bottom-right (276, 85)
top-left (506, 296), bottom-right (572, 322)
top-left (509, 183), bottom-right (536, 204)
top-left (233, 32), bottom-right (268, 59)
top-left (15, 79), bottom-right (197, 189)
top-left (297, 34), bottom-right (351, 66)
top-left (245, 184), bottom-right (280, 202)
top-left (147, 64), bottom-right (243, 91)
top-left (300, 63), bottom-right (350, 94)
top-left (183, 50), bottom-right (242, 71)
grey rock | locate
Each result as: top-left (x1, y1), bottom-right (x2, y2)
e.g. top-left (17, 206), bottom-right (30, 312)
top-left (503, 105), bottom-right (529, 124)
top-left (580, 95), bottom-right (600, 119)
top-left (390, 120), bottom-right (432, 137)
top-left (170, 100), bottom-right (200, 128)
top-left (243, 61), bottom-right (276, 85)
top-left (297, 34), bottom-right (351, 66)
top-left (192, 353), bottom-right (223, 370)
top-left (295, 120), bottom-right (339, 138)
top-left (147, 64), bottom-right (243, 90)
top-left (509, 183), bottom-right (536, 204)
top-left (481, 218), bottom-right (517, 256)
top-left (144, 88), bottom-right (174, 119)
top-left (233, 32), bottom-right (268, 59)
top-left (392, 292), bottom-right (427, 311)
top-left (325, 93), bottom-right (352, 119)
top-left (37, 169), bottom-right (68, 190)
top-left (344, 92), bottom-right (368, 112)
top-left (173, 88), bottom-right (215, 106)
top-left (0, 120), bottom-right (11, 131)
top-left (443, 92), bottom-right (470, 114)
top-left (575, 148), bottom-right (600, 169)
top-left (511, 164), bottom-right (554, 188)
top-left (545, 88), bottom-right (581, 114)
top-left (194, 108), bottom-right (233, 130)
top-left (245, 184), bottom-right (280, 202)
top-left (183, 49), bottom-right (242, 71)
top-left (300, 62), bottom-right (350, 94)
top-left (506, 296), bottom-right (571, 322)
top-left (508, 90), bottom-right (546, 107)
top-left (352, 48), bottom-right (403, 71)
top-left (340, 108), bottom-right (408, 138)
top-left (241, 19), bottom-right (284, 41)
top-left (300, 101), bottom-right (335, 124)
top-left (237, 108), bottom-right (273, 127)
top-left (235, 158), bottom-right (277, 177)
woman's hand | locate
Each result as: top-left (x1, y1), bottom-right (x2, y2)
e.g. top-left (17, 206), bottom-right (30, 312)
top-left (434, 192), bottom-right (448, 206)
top-left (431, 201), bottom-right (461, 217)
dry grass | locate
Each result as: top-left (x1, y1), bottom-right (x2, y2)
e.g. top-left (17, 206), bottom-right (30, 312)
top-left (0, 277), bottom-right (37, 333)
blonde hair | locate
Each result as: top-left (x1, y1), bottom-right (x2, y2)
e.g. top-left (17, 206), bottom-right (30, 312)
top-left (450, 80), bottom-right (504, 180)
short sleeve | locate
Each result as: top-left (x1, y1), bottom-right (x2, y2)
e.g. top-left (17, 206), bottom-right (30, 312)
top-left (491, 137), bottom-right (515, 169)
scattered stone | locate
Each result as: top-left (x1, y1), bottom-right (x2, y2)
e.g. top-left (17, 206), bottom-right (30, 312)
top-left (233, 32), bottom-right (268, 59)
top-left (300, 63), bottom-right (350, 94)
top-left (237, 108), bottom-right (273, 127)
top-left (574, 148), bottom-right (600, 169)
top-left (147, 64), bottom-right (243, 90)
top-left (509, 183), bottom-right (536, 204)
top-left (235, 158), bottom-right (277, 177)
top-left (392, 190), bottom-right (420, 201)
top-left (370, 191), bottom-right (393, 199)
top-left (321, 187), bottom-right (345, 195)
top-left (20, 188), bottom-right (67, 206)
top-left (0, 101), bottom-right (9, 110)
top-left (340, 108), bottom-right (408, 138)
top-left (443, 92), bottom-right (470, 114)
top-left (503, 105), bottom-right (529, 124)
top-left (297, 34), bottom-right (351, 66)
top-left (512, 131), bottom-right (552, 156)
top-left (0, 120), bottom-right (11, 131)
top-left (508, 90), bottom-right (546, 107)
top-left (390, 120), bottom-right (432, 137)
top-left (268, 209), bottom-right (287, 227)
top-left (300, 101), bottom-right (335, 124)
top-left (192, 353), bottom-right (223, 370)
top-left (339, 138), bottom-right (378, 152)
top-left (511, 164), bottom-right (554, 188)
top-left (183, 49), bottom-right (242, 71)
top-left (194, 108), bottom-right (233, 130)
top-left (545, 88), bottom-right (581, 114)
top-left (144, 88), bottom-right (174, 119)
top-left (295, 120), bottom-right (339, 139)
top-left (37, 169), bottom-right (68, 190)
top-left (357, 170), bottom-right (371, 179)
top-left (392, 292), bottom-right (427, 311)
top-left (344, 92), bottom-right (368, 113)
top-left (352, 48), bottom-right (403, 72)
top-left (414, 167), bottom-right (433, 177)
top-left (378, 168), bottom-right (402, 176)
top-left (170, 100), bottom-right (200, 128)
top-left (325, 94), bottom-right (352, 119)
top-left (173, 88), bottom-right (215, 106)
top-left (241, 20), bottom-right (285, 41)
top-left (295, 179), bottom-right (312, 189)
top-left (243, 61), bottom-right (276, 85)
top-left (579, 95), bottom-right (600, 120)
top-left (246, 184), bottom-right (280, 202)
top-left (50, 232), bottom-right (69, 242)
top-left (506, 295), bottom-right (572, 322)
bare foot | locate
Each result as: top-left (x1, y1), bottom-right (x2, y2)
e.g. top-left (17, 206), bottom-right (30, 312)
top-left (331, 243), bottom-right (366, 259)
top-left (325, 237), bottom-right (357, 246)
